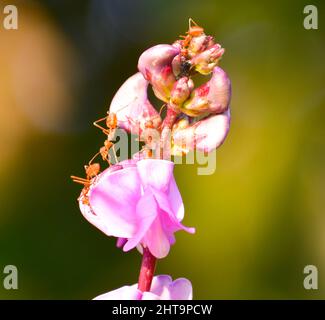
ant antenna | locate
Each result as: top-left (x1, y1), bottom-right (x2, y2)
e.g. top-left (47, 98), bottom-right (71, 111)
top-left (159, 104), bottom-right (167, 116)
top-left (88, 152), bottom-right (100, 165)
top-left (189, 18), bottom-right (199, 28)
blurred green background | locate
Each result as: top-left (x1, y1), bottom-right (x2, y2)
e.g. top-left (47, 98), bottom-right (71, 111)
top-left (0, 0), bottom-right (324, 299)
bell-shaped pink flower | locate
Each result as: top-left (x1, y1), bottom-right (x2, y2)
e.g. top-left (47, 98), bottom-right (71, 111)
top-left (109, 72), bottom-right (161, 135)
top-left (93, 275), bottom-right (193, 300)
top-left (79, 159), bottom-right (195, 259)
top-left (138, 44), bottom-right (179, 102)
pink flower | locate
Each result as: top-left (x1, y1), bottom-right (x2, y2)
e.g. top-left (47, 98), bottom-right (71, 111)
top-left (93, 275), bottom-right (192, 300)
top-left (79, 159), bottom-right (195, 259)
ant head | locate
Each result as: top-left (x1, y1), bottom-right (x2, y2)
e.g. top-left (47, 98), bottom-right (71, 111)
top-left (188, 26), bottom-right (204, 37)
top-left (85, 163), bottom-right (100, 177)
top-left (106, 113), bottom-right (118, 129)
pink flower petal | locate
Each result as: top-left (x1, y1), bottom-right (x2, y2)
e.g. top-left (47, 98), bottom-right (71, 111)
top-left (93, 275), bottom-right (193, 300)
top-left (93, 284), bottom-right (142, 300)
top-left (168, 278), bottom-right (193, 300)
top-left (143, 214), bottom-right (171, 259)
top-left (88, 167), bottom-right (141, 238)
top-left (136, 159), bottom-right (174, 192)
top-left (123, 188), bottom-right (158, 252)
top-left (109, 72), bottom-right (161, 134)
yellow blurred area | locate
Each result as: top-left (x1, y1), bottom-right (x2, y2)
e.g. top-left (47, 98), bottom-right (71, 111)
top-left (0, 2), bottom-right (79, 175)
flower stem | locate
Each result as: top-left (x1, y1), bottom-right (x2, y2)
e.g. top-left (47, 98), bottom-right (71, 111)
top-left (159, 106), bottom-right (179, 159)
top-left (137, 247), bottom-right (157, 292)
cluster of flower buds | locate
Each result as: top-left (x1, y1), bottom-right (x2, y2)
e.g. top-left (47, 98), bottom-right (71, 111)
top-left (110, 19), bottom-right (231, 156)
top-left (72, 19), bottom-right (231, 300)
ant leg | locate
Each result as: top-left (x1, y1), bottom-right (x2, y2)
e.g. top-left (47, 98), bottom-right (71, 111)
top-left (93, 117), bottom-right (110, 135)
top-left (189, 18), bottom-right (199, 28)
top-left (159, 104), bottom-right (166, 116)
top-left (70, 176), bottom-right (89, 182)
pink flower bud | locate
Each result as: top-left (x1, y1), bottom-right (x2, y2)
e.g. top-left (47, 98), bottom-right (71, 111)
top-left (190, 44), bottom-right (224, 75)
top-left (169, 77), bottom-right (194, 109)
top-left (181, 67), bottom-right (231, 116)
top-left (109, 72), bottom-right (161, 135)
top-left (188, 34), bottom-right (214, 57)
top-left (172, 109), bottom-right (231, 153)
top-left (138, 44), bottom-right (179, 102)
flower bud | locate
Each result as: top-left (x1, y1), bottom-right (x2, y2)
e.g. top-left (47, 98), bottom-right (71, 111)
top-left (181, 67), bottom-right (231, 116)
top-left (172, 109), bottom-right (231, 154)
top-left (138, 44), bottom-right (179, 102)
top-left (169, 77), bottom-right (194, 110)
top-left (190, 44), bottom-right (224, 75)
top-left (109, 72), bottom-right (161, 134)
top-left (188, 35), bottom-right (214, 57)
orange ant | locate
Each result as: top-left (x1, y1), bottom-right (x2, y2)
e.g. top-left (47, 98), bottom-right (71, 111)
top-left (179, 18), bottom-right (204, 56)
top-left (91, 139), bottom-right (118, 165)
top-left (71, 162), bottom-right (101, 205)
top-left (93, 112), bottom-right (119, 164)
top-left (93, 112), bottom-right (118, 140)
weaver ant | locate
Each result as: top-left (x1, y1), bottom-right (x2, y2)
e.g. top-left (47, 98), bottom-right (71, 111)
top-left (179, 18), bottom-right (204, 57)
top-left (71, 162), bottom-right (101, 205)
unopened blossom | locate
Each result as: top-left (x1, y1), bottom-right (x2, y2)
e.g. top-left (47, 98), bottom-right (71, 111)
top-left (181, 66), bottom-right (231, 116)
top-left (109, 72), bottom-right (161, 135)
top-left (169, 77), bottom-right (194, 110)
top-left (94, 275), bottom-right (192, 300)
top-left (172, 109), bottom-right (231, 154)
top-left (138, 44), bottom-right (179, 102)
top-left (190, 44), bottom-right (225, 75)
top-left (187, 34), bottom-right (215, 57)
top-left (79, 159), bottom-right (194, 259)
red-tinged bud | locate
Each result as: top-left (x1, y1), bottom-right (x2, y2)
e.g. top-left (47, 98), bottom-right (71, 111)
top-left (190, 44), bottom-right (224, 75)
top-left (181, 67), bottom-right (231, 116)
top-left (188, 35), bottom-right (214, 57)
top-left (206, 67), bottom-right (231, 114)
top-left (170, 77), bottom-right (194, 110)
top-left (194, 109), bottom-right (231, 152)
top-left (138, 44), bottom-right (180, 102)
top-left (172, 109), bottom-right (231, 154)
top-left (181, 83), bottom-right (210, 117)
top-left (109, 72), bottom-right (161, 134)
